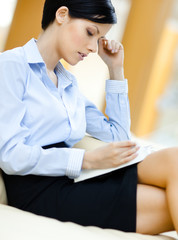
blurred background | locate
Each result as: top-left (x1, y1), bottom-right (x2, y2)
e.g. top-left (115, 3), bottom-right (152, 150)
top-left (0, 0), bottom-right (178, 147)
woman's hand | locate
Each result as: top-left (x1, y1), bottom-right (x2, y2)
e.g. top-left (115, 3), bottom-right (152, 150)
top-left (82, 141), bottom-right (140, 170)
top-left (98, 38), bottom-right (125, 80)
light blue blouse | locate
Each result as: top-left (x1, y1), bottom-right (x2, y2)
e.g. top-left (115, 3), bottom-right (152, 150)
top-left (0, 38), bottom-right (131, 178)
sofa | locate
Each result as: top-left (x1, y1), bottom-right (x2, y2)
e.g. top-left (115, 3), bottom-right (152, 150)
top-left (0, 136), bottom-right (177, 240)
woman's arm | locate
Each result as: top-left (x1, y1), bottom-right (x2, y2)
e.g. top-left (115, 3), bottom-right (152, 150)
top-left (82, 39), bottom-right (139, 169)
top-left (84, 80), bottom-right (130, 141)
top-left (98, 38), bottom-right (125, 80)
top-left (85, 39), bottom-right (131, 142)
top-left (0, 56), bottom-right (84, 178)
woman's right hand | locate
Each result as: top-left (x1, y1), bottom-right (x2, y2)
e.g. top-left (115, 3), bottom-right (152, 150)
top-left (82, 141), bottom-right (140, 170)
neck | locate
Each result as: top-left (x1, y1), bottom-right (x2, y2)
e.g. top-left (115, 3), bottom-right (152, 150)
top-left (36, 27), bottom-right (61, 71)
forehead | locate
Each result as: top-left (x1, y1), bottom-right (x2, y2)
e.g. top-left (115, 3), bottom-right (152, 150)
top-left (91, 22), bottom-right (113, 35)
top-left (74, 18), bottom-right (113, 36)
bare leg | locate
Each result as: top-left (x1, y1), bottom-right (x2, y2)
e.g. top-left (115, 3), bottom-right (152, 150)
top-left (137, 147), bottom-right (178, 234)
top-left (137, 184), bottom-right (174, 234)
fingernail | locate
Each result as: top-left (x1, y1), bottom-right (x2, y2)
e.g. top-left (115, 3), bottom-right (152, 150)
top-left (103, 40), bottom-right (107, 46)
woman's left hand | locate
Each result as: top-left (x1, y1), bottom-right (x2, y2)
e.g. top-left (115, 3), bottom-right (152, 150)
top-left (98, 38), bottom-right (125, 80)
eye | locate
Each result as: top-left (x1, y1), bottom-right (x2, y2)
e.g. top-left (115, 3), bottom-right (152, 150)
top-left (87, 30), bottom-right (94, 36)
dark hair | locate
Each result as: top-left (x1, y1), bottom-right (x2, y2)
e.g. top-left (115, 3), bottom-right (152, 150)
top-left (42, 0), bottom-right (117, 30)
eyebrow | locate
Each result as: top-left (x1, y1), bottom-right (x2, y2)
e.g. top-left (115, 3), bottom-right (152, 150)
top-left (92, 25), bottom-right (100, 34)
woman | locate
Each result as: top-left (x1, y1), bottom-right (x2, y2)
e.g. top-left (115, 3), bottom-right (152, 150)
top-left (0, 0), bottom-right (177, 235)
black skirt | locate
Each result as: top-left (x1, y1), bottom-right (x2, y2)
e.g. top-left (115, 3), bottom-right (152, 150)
top-left (2, 142), bottom-right (138, 232)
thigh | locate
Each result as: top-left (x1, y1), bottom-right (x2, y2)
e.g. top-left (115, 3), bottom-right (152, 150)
top-left (137, 147), bottom-right (178, 188)
top-left (136, 184), bottom-right (174, 234)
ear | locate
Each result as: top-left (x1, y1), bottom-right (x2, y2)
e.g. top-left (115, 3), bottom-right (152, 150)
top-left (56, 6), bottom-right (69, 24)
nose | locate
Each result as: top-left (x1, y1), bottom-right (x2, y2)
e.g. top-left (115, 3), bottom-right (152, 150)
top-left (87, 39), bottom-right (98, 53)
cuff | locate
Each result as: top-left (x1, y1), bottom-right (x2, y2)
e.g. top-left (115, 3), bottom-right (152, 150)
top-left (106, 79), bottom-right (128, 93)
top-left (66, 149), bottom-right (85, 178)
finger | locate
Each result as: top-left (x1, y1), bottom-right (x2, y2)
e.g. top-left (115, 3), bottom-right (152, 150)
top-left (105, 40), bottom-right (112, 50)
top-left (113, 141), bottom-right (137, 148)
top-left (118, 146), bottom-right (134, 152)
top-left (110, 41), bottom-right (124, 53)
top-left (117, 145), bottom-right (138, 153)
top-left (98, 38), bottom-right (108, 52)
top-left (121, 146), bottom-right (140, 158)
top-left (103, 40), bottom-right (109, 51)
top-left (111, 40), bottom-right (121, 53)
top-left (112, 42), bottom-right (119, 53)
top-left (120, 152), bottom-right (138, 165)
top-left (110, 40), bottom-right (116, 53)
top-left (118, 42), bottom-right (124, 50)
top-left (98, 37), bottom-right (106, 44)
top-left (116, 42), bottom-right (123, 52)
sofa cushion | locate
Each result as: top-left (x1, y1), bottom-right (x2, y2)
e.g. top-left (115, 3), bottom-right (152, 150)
top-left (0, 204), bottom-right (176, 240)
top-left (0, 170), bottom-right (7, 205)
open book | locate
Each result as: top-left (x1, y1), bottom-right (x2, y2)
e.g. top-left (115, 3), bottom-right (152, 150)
top-left (74, 144), bottom-right (159, 183)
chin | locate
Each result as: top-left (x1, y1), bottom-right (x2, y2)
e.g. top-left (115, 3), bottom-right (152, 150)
top-left (69, 61), bottom-right (78, 66)
top-left (64, 59), bottom-right (80, 66)
top-left (63, 56), bottom-right (80, 66)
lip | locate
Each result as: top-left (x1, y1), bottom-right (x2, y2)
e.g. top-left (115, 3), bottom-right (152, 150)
top-left (78, 52), bottom-right (88, 60)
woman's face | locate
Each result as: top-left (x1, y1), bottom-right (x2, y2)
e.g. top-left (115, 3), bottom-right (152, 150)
top-left (56, 17), bottom-right (112, 65)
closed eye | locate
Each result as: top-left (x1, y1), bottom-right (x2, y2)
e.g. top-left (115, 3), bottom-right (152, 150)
top-left (87, 30), bottom-right (94, 36)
